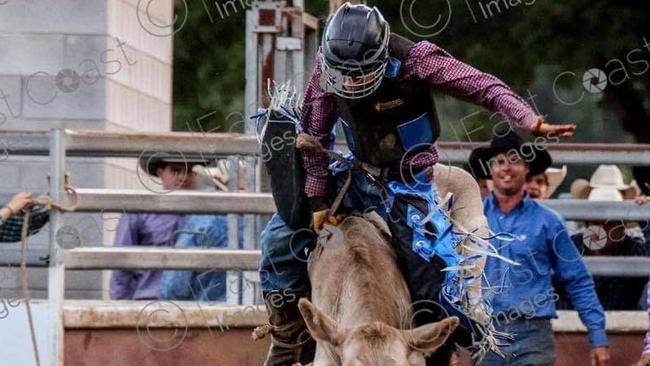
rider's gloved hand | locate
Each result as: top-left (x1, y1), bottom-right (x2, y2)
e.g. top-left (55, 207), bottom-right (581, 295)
top-left (309, 196), bottom-right (340, 234)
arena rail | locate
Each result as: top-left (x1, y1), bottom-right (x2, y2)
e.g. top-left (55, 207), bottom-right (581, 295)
top-left (2, 128), bottom-right (650, 365)
top-left (61, 247), bottom-right (650, 277)
top-left (68, 188), bottom-right (650, 220)
top-left (2, 128), bottom-right (649, 275)
top-left (3, 129), bottom-right (650, 164)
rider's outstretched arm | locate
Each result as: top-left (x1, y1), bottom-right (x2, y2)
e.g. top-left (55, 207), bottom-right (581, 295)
top-left (403, 41), bottom-right (574, 137)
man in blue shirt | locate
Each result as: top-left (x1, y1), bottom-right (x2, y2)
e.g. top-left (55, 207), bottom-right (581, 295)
top-left (159, 214), bottom-right (243, 302)
top-left (469, 128), bottom-right (609, 366)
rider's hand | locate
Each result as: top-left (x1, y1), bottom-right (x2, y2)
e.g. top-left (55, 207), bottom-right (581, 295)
top-left (6, 192), bottom-right (33, 215)
top-left (531, 116), bottom-right (576, 138)
top-left (590, 346), bottom-right (610, 366)
top-left (313, 209), bottom-right (329, 234)
top-left (312, 209), bottom-right (341, 234)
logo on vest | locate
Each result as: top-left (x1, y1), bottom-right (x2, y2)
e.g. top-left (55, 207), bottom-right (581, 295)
top-left (374, 98), bottom-right (404, 112)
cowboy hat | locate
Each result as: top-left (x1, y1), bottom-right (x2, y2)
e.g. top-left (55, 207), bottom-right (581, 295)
top-left (570, 165), bottom-right (637, 200)
top-left (468, 127), bottom-right (552, 179)
top-left (544, 165), bottom-right (567, 198)
top-left (138, 152), bottom-right (209, 177)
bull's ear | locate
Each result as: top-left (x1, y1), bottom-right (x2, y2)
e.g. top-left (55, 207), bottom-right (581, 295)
top-left (298, 298), bottom-right (344, 346)
top-left (402, 317), bottom-right (459, 355)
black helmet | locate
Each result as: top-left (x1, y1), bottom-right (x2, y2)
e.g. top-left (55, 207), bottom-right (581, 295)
top-left (320, 3), bottom-right (390, 99)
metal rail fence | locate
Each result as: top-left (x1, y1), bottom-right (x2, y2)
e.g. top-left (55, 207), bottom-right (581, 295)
top-left (3, 128), bottom-right (650, 275)
top-left (2, 128), bottom-right (650, 365)
top-left (4, 129), bottom-right (650, 165)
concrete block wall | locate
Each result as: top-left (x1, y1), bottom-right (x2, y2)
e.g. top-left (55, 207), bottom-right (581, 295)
top-left (0, 0), bottom-right (175, 300)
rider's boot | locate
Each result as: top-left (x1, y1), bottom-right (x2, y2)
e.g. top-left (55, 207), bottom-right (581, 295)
top-left (260, 291), bottom-right (316, 366)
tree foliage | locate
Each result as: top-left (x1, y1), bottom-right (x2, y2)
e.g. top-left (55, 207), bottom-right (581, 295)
top-left (173, 1), bottom-right (246, 133)
top-left (173, 0), bottom-right (650, 143)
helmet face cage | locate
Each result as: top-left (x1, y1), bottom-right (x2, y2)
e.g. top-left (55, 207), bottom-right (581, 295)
top-left (320, 54), bottom-right (388, 99)
top-left (320, 9), bottom-right (390, 99)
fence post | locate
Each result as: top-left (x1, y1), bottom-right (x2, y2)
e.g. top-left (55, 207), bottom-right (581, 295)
top-left (48, 129), bottom-right (66, 366)
top-left (226, 157), bottom-right (243, 305)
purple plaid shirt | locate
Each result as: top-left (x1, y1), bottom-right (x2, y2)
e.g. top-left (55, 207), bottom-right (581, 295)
top-left (300, 40), bottom-right (538, 197)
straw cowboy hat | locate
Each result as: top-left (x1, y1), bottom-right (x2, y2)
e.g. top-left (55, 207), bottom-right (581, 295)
top-left (193, 160), bottom-right (230, 191)
top-left (468, 127), bottom-right (552, 179)
top-left (570, 165), bottom-right (637, 201)
top-left (544, 165), bottom-right (567, 198)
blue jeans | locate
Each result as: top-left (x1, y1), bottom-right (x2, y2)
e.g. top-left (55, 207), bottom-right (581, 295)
top-left (476, 318), bottom-right (555, 366)
top-left (259, 170), bottom-right (388, 295)
top-left (258, 167), bottom-right (457, 329)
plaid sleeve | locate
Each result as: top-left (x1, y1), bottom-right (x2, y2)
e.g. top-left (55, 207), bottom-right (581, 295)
top-left (0, 216), bottom-right (30, 243)
top-left (300, 53), bottom-right (338, 197)
top-left (0, 207), bottom-right (50, 243)
top-left (0, 216), bottom-right (23, 242)
top-left (403, 41), bottom-right (538, 132)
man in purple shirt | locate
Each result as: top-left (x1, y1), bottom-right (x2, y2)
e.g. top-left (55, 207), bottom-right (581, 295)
top-left (109, 155), bottom-right (202, 300)
top-left (257, 3), bottom-right (575, 366)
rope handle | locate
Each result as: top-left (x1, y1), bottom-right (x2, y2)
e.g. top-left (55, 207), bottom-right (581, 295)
top-left (251, 323), bottom-right (313, 349)
top-left (32, 184), bottom-right (79, 212)
top-left (20, 210), bottom-right (41, 366)
top-left (296, 133), bottom-right (353, 218)
top-left (17, 180), bottom-right (79, 366)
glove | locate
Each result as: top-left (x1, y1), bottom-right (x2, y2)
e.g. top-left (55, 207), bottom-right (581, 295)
top-left (309, 196), bottom-right (340, 234)
top-left (312, 209), bottom-right (342, 234)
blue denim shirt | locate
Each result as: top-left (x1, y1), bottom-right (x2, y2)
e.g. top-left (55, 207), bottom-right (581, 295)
top-left (160, 215), bottom-right (242, 302)
top-left (483, 193), bottom-right (608, 347)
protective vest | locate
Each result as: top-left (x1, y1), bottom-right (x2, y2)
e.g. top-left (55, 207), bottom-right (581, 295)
top-left (333, 33), bottom-right (440, 167)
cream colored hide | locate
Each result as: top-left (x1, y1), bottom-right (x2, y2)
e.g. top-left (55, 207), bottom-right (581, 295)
top-left (299, 164), bottom-right (488, 366)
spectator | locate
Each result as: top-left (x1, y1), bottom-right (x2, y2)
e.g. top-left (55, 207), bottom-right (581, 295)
top-left (469, 129), bottom-right (609, 366)
top-left (632, 167), bottom-right (650, 313)
top-left (0, 192), bottom-right (49, 243)
top-left (160, 161), bottom-right (238, 301)
top-left (109, 155), bottom-right (205, 300)
top-left (561, 167), bottom-right (648, 310)
top-left (525, 165), bottom-right (567, 200)
top-left (632, 167), bottom-right (650, 366)
top-left (633, 166), bottom-right (650, 243)
top-left (570, 165), bottom-right (637, 203)
top-left (159, 215), bottom-right (241, 301)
